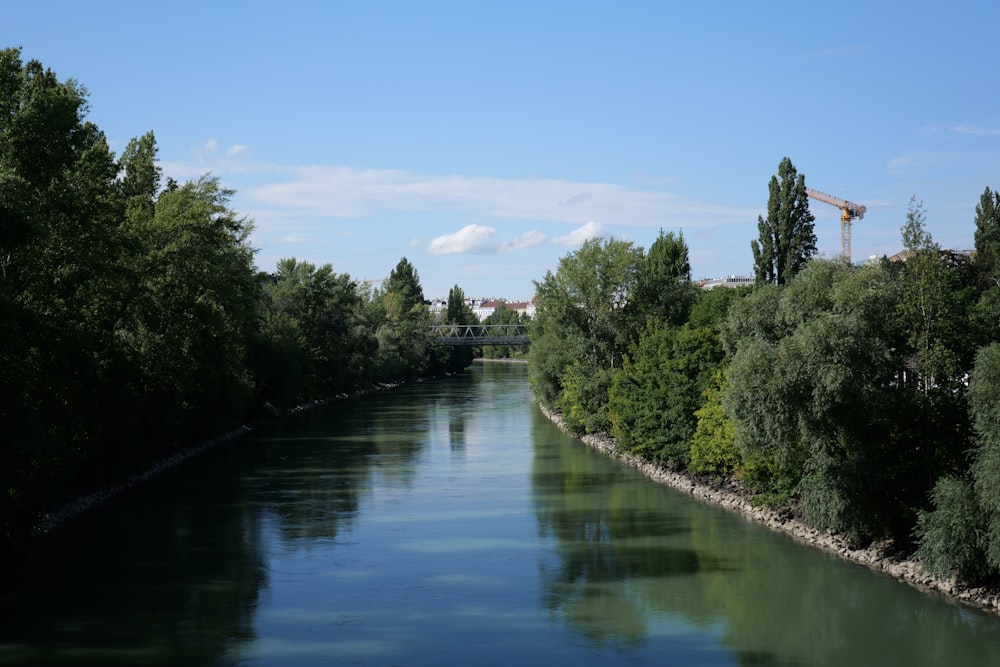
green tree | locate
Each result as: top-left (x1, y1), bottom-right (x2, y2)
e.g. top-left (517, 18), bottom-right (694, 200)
top-left (446, 284), bottom-right (474, 325)
top-left (383, 256), bottom-right (424, 316)
top-left (441, 284), bottom-right (476, 371)
top-left (632, 229), bottom-right (697, 327)
top-left (914, 340), bottom-right (1000, 583)
top-left (914, 475), bottom-right (989, 583)
top-left (973, 186), bottom-right (1000, 289)
top-left (253, 258), bottom-right (373, 408)
top-left (608, 323), bottom-right (724, 466)
top-left (724, 260), bottom-right (912, 540)
top-left (0, 48), bottom-right (131, 538)
top-left (972, 187), bottom-right (1000, 344)
top-left (689, 371), bottom-right (740, 478)
top-left (118, 131), bottom-right (161, 224)
top-left (894, 196), bottom-right (976, 394)
top-left (971, 343), bottom-right (1000, 571)
top-left (751, 157), bottom-right (816, 285)
top-left (121, 175), bottom-right (258, 446)
top-left (373, 257), bottom-right (433, 382)
top-left (530, 237), bottom-right (643, 432)
top-left (688, 285), bottom-right (753, 333)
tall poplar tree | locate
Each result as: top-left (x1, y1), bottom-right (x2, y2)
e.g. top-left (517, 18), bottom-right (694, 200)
top-left (751, 157), bottom-right (816, 285)
top-left (972, 187), bottom-right (1000, 343)
top-left (974, 186), bottom-right (1000, 289)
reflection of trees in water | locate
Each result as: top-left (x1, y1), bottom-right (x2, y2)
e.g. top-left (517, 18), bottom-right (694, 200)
top-left (531, 410), bottom-right (728, 647)
top-left (252, 396), bottom-right (433, 544)
top-left (531, 408), bottom-right (1000, 666)
top-left (0, 449), bottom-right (268, 666)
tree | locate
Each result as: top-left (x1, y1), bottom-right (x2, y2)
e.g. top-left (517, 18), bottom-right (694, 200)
top-left (253, 258), bottom-right (373, 407)
top-left (445, 284), bottom-right (474, 325)
top-left (974, 186), bottom-right (1000, 289)
top-left (915, 343), bottom-right (1000, 583)
top-left (894, 196), bottom-right (976, 394)
top-left (0, 48), bottom-right (131, 538)
top-left (689, 371), bottom-right (740, 478)
top-left (529, 238), bottom-right (643, 432)
top-left (383, 256), bottom-right (424, 318)
top-left (373, 257), bottom-right (433, 382)
top-left (751, 157), bottom-right (816, 286)
top-left (632, 229), bottom-right (697, 327)
top-left (118, 131), bottom-right (161, 225)
top-left (972, 187), bottom-right (1000, 344)
top-left (607, 323), bottom-right (724, 466)
top-left (121, 175), bottom-right (259, 444)
top-left (723, 260), bottom-right (913, 540)
top-left (914, 475), bottom-right (989, 583)
top-left (441, 284), bottom-right (476, 371)
top-left (688, 284), bottom-right (752, 333)
top-left (971, 343), bottom-right (1000, 571)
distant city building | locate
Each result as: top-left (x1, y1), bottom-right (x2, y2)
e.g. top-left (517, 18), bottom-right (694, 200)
top-left (886, 248), bottom-right (974, 263)
top-left (505, 299), bottom-right (536, 318)
top-left (699, 276), bottom-right (754, 290)
top-left (429, 296), bottom-right (535, 321)
top-left (473, 300), bottom-right (500, 321)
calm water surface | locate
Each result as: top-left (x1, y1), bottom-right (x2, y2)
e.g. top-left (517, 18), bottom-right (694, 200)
top-left (3, 363), bottom-right (1000, 666)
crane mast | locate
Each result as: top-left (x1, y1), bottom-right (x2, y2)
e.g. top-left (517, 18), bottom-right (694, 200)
top-left (805, 187), bottom-right (866, 264)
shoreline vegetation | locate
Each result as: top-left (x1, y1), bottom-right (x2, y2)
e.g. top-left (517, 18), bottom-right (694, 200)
top-left (538, 404), bottom-right (1000, 616)
top-left (527, 194), bottom-right (1000, 610)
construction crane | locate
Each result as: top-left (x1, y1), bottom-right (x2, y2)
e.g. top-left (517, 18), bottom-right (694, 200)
top-left (805, 187), bottom-right (867, 264)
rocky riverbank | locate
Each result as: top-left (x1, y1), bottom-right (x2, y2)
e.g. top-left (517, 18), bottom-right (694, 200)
top-left (539, 405), bottom-right (1000, 616)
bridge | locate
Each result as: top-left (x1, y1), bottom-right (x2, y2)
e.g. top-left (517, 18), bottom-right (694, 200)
top-left (429, 324), bottom-right (530, 346)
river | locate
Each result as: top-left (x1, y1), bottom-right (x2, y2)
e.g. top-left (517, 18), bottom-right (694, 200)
top-left (2, 362), bottom-right (1000, 666)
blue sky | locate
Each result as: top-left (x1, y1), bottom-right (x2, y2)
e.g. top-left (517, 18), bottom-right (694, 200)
top-left (6, 1), bottom-right (1000, 299)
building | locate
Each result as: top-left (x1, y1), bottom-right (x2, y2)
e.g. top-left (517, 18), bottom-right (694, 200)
top-left (699, 275), bottom-right (754, 290)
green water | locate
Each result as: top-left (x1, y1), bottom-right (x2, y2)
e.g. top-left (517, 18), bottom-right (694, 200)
top-left (3, 362), bottom-right (1000, 666)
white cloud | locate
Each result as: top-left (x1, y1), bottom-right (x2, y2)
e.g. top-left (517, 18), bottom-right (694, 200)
top-left (552, 221), bottom-right (605, 246)
top-left (215, 164), bottom-right (757, 230)
top-left (887, 152), bottom-right (938, 174)
top-left (425, 222), bottom-right (602, 256)
top-left (504, 230), bottom-right (547, 251)
top-left (951, 124), bottom-right (1000, 136)
top-left (204, 138), bottom-right (220, 152)
top-left (227, 144), bottom-right (249, 156)
top-left (428, 224), bottom-right (500, 255)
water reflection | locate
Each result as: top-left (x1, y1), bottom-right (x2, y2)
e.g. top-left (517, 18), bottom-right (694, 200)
top-left (5, 364), bottom-right (1000, 666)
top-left (529, 405), bottom-right (1000, 666)
top-left (0, 450), bottom-right (266, 666)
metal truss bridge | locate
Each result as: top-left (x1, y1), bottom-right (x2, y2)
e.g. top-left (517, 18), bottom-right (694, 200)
top-left (429, 324), bottom-right (530, 346)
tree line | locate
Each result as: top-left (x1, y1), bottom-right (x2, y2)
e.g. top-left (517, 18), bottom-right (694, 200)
top-left (0, 49), bottom-right (477, 544)
top-left (529, 155), bottom-right (1000, 584)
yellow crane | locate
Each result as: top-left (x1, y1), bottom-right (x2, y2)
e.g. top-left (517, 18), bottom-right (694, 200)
top-left (805, 187), bottom-right (867, 264)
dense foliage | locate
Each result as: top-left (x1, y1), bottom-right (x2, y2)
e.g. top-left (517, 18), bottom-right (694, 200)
top-left (0, 49), bottom-right (473, 545)
top-left (530, 156), bottom-right (1000, 584)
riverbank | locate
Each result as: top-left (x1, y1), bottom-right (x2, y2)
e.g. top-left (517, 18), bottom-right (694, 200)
top-left (538, 404), bottom-right (1000, 616)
